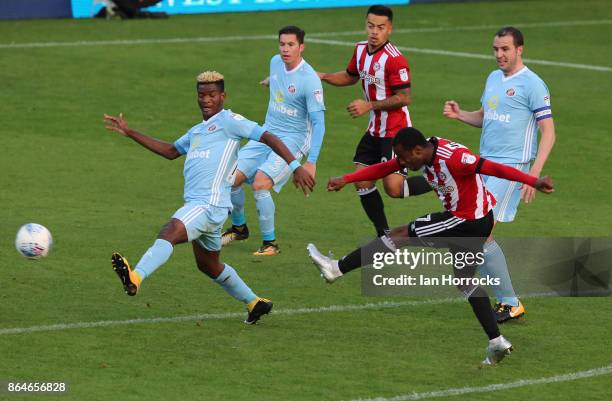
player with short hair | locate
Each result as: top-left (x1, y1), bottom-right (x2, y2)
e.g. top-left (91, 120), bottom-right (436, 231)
top-left (307, 127), bottom-right (554, 364)
top-left (104, 71), bottom-right (313, 324)
top-left (318, 5), bottom-right (419, 238)
top-left (222, 25), bottom-right (325, 256)
top-left (443, 26), bottom-right (556, 322)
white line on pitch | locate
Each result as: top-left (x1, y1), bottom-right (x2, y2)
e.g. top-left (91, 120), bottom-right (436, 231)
top-left (1, 290), bottom-right (582, 336)
top-left (0, 19), bottom-right (611, 72)
top-left (0, 297), bottom-right (464, 336)
top-left (307, 38), bottom-right (612, 72)
top-left (345, 364), bottom-right (612, 401)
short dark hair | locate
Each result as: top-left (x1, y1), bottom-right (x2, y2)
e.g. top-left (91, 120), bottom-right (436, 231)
top-left (367, 5), bottom-right (393, 22)
top-left (279, 25), bottom-right (305, 44)
top-left (495, 26), bottom-right (524, 47)
top-left (393, 127), bottom-right (428, 150)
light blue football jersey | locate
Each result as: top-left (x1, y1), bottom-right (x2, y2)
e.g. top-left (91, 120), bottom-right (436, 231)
top-left (174, 109), bottom-right (265, 207)
top-left (480, 66), bottom-right (552, 163)
top-left (263, 55), bottom-right (325, 151)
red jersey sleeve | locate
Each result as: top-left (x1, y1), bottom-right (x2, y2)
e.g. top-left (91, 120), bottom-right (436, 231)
top-left (343, 159), bottom-right (402, 183)
top-left (386, 54), bottom-right (411, 90)
top-left (447, 148), bottom-right (539, 187)
top-left (346, 45), bottom-right (359, 77)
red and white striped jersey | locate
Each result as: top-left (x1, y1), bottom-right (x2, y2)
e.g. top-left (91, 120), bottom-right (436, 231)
top-left (346, 41), bottom-right (412, 138)
top-left (423, 138), bottom-right (496, 220)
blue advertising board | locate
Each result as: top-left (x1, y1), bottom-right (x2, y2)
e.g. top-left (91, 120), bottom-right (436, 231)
top-left (71, 0), bottom-right (410, 19)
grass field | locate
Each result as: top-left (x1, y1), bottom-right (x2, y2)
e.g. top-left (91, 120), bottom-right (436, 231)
top-left (1, 0), bottom-right (612, 400)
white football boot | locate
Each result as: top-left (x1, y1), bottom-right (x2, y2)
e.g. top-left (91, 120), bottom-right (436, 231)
top-left (306, 243), bottom-right (343, 283)
top-left (482, 335), bottom-right (513, 365)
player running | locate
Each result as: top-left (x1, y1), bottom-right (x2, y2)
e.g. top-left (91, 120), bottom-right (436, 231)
top-left (307, 127), bottom-right (554, 364)
top-left (104, 71), bottom-right (313, 324)
top-left (443, 27), bottom-right (556, 322)
top-left (221, 25), bottom-right (325, 256)
top-left (318, 5), bottom-right (420, 237)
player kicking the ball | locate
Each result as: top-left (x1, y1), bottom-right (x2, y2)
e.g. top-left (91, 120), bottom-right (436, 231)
top-left (307, 127), bottom-right (553, 364)
top-left (104, 71), bottom-right (313, 324)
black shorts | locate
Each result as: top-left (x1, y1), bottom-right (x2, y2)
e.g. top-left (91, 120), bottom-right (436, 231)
top-left (407, 210), bottom-right (494, 289)
top-left (407, 210), bottom-right (494, 251)
top-left (353, 133), bottom-right (407, 176)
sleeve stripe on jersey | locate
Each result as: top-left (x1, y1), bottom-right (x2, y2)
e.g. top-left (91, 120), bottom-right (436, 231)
top-left (384, 43), bottom-right (399, 57)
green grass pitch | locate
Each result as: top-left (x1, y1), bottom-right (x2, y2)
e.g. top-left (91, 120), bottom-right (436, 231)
top-left (1, 0), bottom-right (611, 400)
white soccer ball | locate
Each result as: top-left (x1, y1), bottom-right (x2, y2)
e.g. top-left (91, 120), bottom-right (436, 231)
top-left (15, 223), bottom-right (53, 259)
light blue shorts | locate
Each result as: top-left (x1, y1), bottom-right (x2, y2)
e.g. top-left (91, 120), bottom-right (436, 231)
top-left (237, 139), bottom-right (304, 192)
top-left (172, 203), bottom-right (230, 251)
top-left (482, 161), bottom-right (530, 223)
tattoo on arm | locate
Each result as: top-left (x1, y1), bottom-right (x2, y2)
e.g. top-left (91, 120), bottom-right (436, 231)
top-left (371, 87), bottom-right (411, 111)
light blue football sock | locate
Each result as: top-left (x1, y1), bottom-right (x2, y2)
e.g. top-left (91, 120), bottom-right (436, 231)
top-left (480, 240), bottom-right (519, 306)
top-left (230, 186), bottom-right (246, 226)
top-left (134, 239), bottom-right (173, 281)
top-left (254, 190), bottom-right (276, 241)
top-left (214, 264), bottom-right (257, 304)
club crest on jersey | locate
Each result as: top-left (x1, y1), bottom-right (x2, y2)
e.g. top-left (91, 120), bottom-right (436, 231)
top-left (506, 88), bottom-right (515, 97)
top-left (399, 68), bottom-right (409, 82)
top-left (461, 153), bottom-right (477, 165)
top-left (437, 172), bottom-right (447, 181)
top-left (288, 84), bottom-right (296, 94)
top-left (373, 62), bottom-right (381, 71)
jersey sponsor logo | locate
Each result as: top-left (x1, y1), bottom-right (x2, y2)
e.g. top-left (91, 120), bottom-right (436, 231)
top-left (461, 153), bottom-right (477, 165)
top-left (428, 181), bottom-right (455, 195)
top-left (274, 90), bottom-right (284, 104)
top-left (314, 89), bottom-right (323, 104)
top-left (484, 109), bottom-right (512, 123)
top-left (288, 84), bottom-right (296, 94)
top-left (359, 70), bottom-right (381, 85)
top-left (399, 68), bottom-right (409, 82)
top-left (190, 136), bottom-right (202, 150)
top-left (506, 88), bottom-right (515, 97)
top-left (271, 101), bottom-right (299, 117)
top-left (487, 95), bottom-right (500, 110)
top-left (186, 149), bottom-right (211, 161)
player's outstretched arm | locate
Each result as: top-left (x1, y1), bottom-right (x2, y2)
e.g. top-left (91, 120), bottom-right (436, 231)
top-left (104, 114), bottom-right (181, 160)
top-left (318, 71), bottom-right (359, 87)
top-left (443, 101), bottom-right (484, 128)
top-left (259, 132), bottom-right (315, 195)
top-left (478, 158), bottom-right (554, 194)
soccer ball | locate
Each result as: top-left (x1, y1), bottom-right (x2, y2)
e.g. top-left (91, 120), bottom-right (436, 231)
top-left (15, 223), bottom-right (53, 259)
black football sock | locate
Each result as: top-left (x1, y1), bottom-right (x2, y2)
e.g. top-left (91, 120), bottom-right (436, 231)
top-left (358, 187), bottom-right (389, 236)
top-left (338, 236), bottom-right (396, 274)
top-left (467, 287), bottom-right (500, 340)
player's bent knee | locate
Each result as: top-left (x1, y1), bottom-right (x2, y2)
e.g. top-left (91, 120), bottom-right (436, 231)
top-left (251, 173), bottom-right (274, 191)
top-left (233, 170), bottom-right (248, 186)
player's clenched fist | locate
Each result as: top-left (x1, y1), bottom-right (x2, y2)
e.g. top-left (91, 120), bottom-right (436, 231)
top-left (327, 177), bottom-right (347, 192)
top-left (443, 100), bottom-right (461, 119)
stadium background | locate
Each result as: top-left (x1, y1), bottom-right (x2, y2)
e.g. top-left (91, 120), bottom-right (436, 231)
top-left (1, 0), bottom-right (611, 400)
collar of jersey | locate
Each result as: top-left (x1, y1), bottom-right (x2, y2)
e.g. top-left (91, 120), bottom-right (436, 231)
top-left (284, 58), bottom-right (305, 74)
top-left (367, 41), bottom-right (390, 56)
top-left (202, 109), bottom-right (225, 124)
top-left (501, 66), bottom-right (529, 82)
